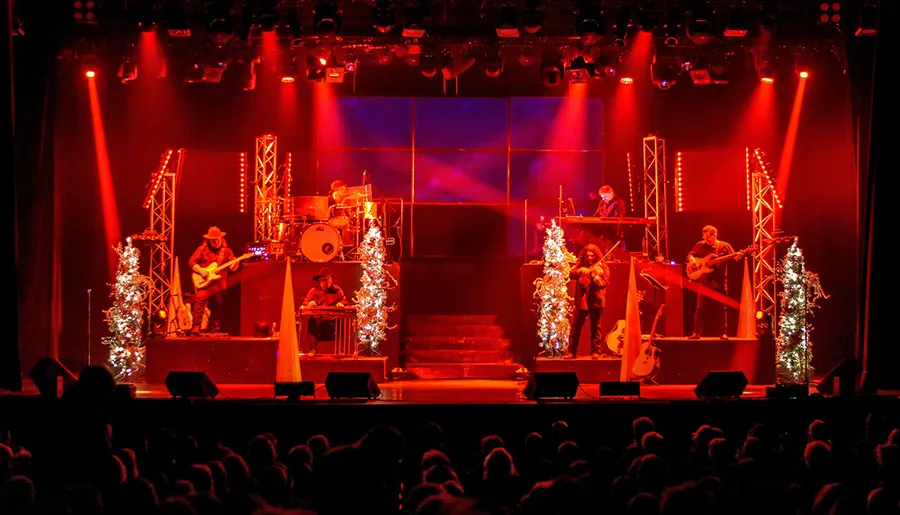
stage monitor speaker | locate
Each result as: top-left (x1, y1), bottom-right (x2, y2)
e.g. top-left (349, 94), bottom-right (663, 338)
top-left (324, 372), bottom-right (381, 400)
top-left (275, 381), bottom-right (316, 399)
top-left (694, 370), bottom-right (748, 399)
top-left (28, 358), bottom-right (77, 398)
top-left (600, 381), bottom-right (641, 398)
top-left (816, 357), bottom-right (856, 396)
top-left (165, 371), bottom-right (219, 399)
top-left (524, 372), bottom-right (579, 400)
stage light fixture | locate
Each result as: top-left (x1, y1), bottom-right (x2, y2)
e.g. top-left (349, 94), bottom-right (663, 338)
top-left (854, 2), bottom-right (876, 36)
top-left (651, 53), bottom-right (678, 90)
top-left (636, 8), bottom-right (662, 32)
top-left (664, 8), bottom-right (681, 45)
top-left (402, 4), bottom-right (427, 38)
top-left (799, 70), bottom-right (809, 79)
top-left (256, 0), bottom-right (279, 31)
top-left (724, 7), bottom-right (751, 37)
top-left (73, 0), bottom-right (97, 24)
top-left (757, 63), bottom-right (775, 83)
top-left (314, 3), bottom-right (341, 36)
top-left (161, 3), bottom-right (190, 37)
top-left (277, 8), bottom-right (303, 45)
top-left (420, 53), bottom-right (438, 78)
top-left (619, 76), bottom-right (633, 84)
top-left (117, 56), bottom-right (138, 83)
top-left (137, 14), bottom-right (156, 32)
top-left (518, 47), bottom-right (537, 67)
top-left (759, 14), bottom-right (777, 34)
top-left (574, 3), bottom-right (603, 46)
top-left (82, 53), bottom-right (100, 78)
top-left (496, 5), bottom-right (520, 37)
top-left (85, 69), bottom-right (96, 78)
top-left (373, 0), bottom-right (395, 33)
top-left (686, 7), bottom-right (713, 45)
top-left (613, 8), bottom-right (630, 46)
top-left (241, 58), bottom-right (259, 90)
top-left (567, 56), bottom-right (588, 84)
top-left (303, 54), bottom-right (322, 81)
top-left (539, 55), bottom-right (563, 86)
top-left (521, 0), bottom-right (543, 34)
top-left (794, 53), bottom-right (814, 79)
top-left (483, 47), bottom-right (504, 78)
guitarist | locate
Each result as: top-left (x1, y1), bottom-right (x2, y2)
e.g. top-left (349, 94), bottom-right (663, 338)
top-left (686, 225), bottom-right (735, 339)
top-left (188, 226), bottom-right (239, 336)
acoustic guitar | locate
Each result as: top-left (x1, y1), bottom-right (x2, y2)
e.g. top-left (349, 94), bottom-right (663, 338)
top-left (632, 304), bottom-right (666, 380)
top-left (606, 319), bottom-right (625, 354)
top-left (685, 245), bottom-right (756, 281)
top-left (192, 252), bottom-right (253, 290)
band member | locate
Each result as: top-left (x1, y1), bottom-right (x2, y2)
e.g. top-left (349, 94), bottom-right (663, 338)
top-left (686, 225), bottom-right (736, 339)
top-left (567, 244), bottom-right (615, 359)
top-left (301, 267), bottom-right (347, 357)
top-left (592, 185), bottom-right (627, 254)
top-left (188, 226), bottom-right (238, 336)
top-left (328, 180), bottom-right (349, 209)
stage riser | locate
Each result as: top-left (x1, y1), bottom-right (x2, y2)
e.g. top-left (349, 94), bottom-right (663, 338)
top-left (403, 337), bottom-right (512, 350)
top-left (406, 325), bottom-right (506, 338)
top-left (146, 338), bottom-right (278, 385)
top-left (407, 363), bottom-right (521, 380)
top-left (405, 350), bottom-right (514, 363)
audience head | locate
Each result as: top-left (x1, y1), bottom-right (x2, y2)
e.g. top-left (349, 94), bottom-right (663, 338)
top-left (693, 425), bottom-right (724, 451)
top-left (483, 447), bottom-right (517, 480)
top-left (633, 417), bottom-right (656, 442)
top-left (306, 435), bottom-right (330, 464)
top-left (642, 432), bottom-right (665, 458)
top-left (1, 475), bottom-right (35, 514)
top-left (628, 492), bottom-right (660, 515)
top-left (480, 435), bottom-right (505, 456)
top-left (423, 464), bottom-right (459, 485)
top-left (422, 422), bottom-right (444, 451)
top-left (421, 449), bottom-right (451, 471)
top-left (550, 421), bottom-right (570, 448)
top-left (557, 440), bottom-right (580, 467)
top-left (222, 453), bottom-right (250, 493)
top-left (809, 420), bottom-right (832, 444)
top-left (407, 483), bottom-right (445, 515)
top-left (804, 440), bottom-right (833, 471)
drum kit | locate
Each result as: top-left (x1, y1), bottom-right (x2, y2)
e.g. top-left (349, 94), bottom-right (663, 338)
top-left (277, 185), bottom-right (377, 262)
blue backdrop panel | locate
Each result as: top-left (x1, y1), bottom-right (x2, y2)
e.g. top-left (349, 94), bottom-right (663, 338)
top-left (414, 98), bottom-right (508, 150)
top-left (510, 152), bottom-right (600, 205)
top-left (510, 97), bottom-right (604, 151)
top-left (317, 150), bottom-right (412, 200)
top-left (320, 97), bottom-right (412, 149)
top-left (414, 151), bottom-right (508, 203)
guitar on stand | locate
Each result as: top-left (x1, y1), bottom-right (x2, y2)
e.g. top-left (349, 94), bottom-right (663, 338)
top-left (192, 253), bottom-right (254, 290)
top-left (685, 245), bottom-right (756, 281)
top-left (632, 304), bottom-right (666, 384)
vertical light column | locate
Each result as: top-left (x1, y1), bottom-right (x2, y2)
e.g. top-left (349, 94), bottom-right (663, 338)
top-left (642, 136), bottom-right (668, 261)
top-left (751, 148), bottom-right (781, 331)
top-left (254, 134), bottom-right (279, 242)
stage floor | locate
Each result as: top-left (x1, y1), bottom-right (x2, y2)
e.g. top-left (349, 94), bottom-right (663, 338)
top-left (124, 380), bottom-right (792, 404)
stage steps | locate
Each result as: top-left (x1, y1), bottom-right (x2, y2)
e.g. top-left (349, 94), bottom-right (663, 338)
top-left (403, 314), bottom-right (521, 380)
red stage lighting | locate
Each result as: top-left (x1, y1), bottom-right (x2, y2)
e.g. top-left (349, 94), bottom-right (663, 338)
top-left (319, 57), bottom-right (327, 65)
top-left (799, 70), bottom-right (809, 79)
top-left (760, 76), bottom-right (774, 84)
top-left (619, 76), bottom-right (633, 84)
top-left (85, 69), bottom-right (96, 78)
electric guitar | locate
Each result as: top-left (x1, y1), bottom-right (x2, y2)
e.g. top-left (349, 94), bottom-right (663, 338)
top-left (632, 304), bottom-right (665, 380)
top-left (685, 245), bottom-right (756, 281)
top-left (192, 253), bottom-right (253, 290)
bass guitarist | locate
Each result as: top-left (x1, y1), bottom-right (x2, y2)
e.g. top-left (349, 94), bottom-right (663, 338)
top-left (686, 225), bottom-right (735, 339)
top-left (188, 226), bottom-right (240, 336)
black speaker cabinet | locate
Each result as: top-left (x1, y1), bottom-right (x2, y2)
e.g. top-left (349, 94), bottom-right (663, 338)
top-left (694, 370), bottom-right (748, 399)
top-left (165, 371), bottom-right (219, 399)
top-left (524, 372), bottom-right (579, 400)
top-left (324, 372), bottom-right (381, 399)
top-left (275, 381), bottom-right (316, 399)
top-left (28, 358), bottom-right (78, 398)
top-left (600, 381), bottom-right (641, 398)
top-left (816, 357), bottom-right (856, 396)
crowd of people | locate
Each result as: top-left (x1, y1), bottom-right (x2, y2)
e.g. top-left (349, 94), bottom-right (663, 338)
top-left (2, 368), bottom-right (900, 515)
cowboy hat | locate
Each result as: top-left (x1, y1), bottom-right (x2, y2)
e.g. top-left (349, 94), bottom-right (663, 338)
top-left (313, 267), bottom-right (333, 281)
top-left (204, 226), bottom-right (227, 239)
top-left (328, 180), bottom-right (347, 193)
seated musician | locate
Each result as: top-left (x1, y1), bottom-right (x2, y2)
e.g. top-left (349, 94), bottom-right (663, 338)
top-left (301, 267), bottom-right (347, 357)
top-left (328, 180), bottom-right (349, 213)
top-left (592, 185), bottom-right (627, 253)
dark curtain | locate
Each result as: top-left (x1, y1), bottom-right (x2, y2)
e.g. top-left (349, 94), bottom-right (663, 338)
top-left (858, 0), bottom-right (899, 392)
top-left (0, 0), bottom-right (20, 390)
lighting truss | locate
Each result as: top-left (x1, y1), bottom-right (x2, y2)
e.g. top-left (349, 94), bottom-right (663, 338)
top-left (144, 148), bottom-right (184, 320)
top-left (642, 136), bottom-right (668, 261)
top-left (254, 134), bottom-right (282, 242)
top-left (750, 147), bottom-right (780, 331)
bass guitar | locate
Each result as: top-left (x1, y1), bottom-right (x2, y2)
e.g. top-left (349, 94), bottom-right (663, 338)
top-left (685, 245), bottom-right (756, 281)
top-left (192, 252), bottom-right (253, 290)
top-left (632, 304), bottom-right (665, 382)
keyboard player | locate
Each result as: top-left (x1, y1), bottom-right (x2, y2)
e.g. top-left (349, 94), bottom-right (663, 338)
top-left (592, 185), bottom-right (627, 254)
top-left (301, 267), bottom-right (347, 358)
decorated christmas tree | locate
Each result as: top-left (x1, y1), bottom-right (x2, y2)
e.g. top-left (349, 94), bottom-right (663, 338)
top-left (533, 219), bottom-right (576, 356)
top-left (775, 238), bottom-right (827, 385)
top-left (103, 239), bottom-right (153, 380)
top-left (355, 222), bottom-right (396, 356)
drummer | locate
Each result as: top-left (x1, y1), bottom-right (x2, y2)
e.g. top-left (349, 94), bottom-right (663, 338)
top-left (329, 179), bottom-right (350, 213)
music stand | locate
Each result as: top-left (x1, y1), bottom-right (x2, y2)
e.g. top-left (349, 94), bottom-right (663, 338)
top-left (640, 271), bottom-right (669, 291)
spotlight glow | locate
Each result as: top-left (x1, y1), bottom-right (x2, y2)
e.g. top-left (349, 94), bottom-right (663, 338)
top-left (319, 57), bottom-right (327, 65)
top-left (799, 70), bottom-right (809, 79)
top-left (619, 76), bottom-right (634, 84)
top-left (86, 70), bottom-right (96, 78)
top-left (760, 76), bottom-right (774, 84)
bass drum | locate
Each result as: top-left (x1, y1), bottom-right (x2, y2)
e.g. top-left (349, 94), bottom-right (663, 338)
top-left (300, 222), bottom-right (342, 262)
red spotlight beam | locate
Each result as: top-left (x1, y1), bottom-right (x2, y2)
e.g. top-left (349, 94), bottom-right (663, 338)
top-left (87, 77), bottom-right (123, 277)
top-left (775, 78), bottom-right (807, 202)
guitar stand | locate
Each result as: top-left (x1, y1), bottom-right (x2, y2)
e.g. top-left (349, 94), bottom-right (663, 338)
top-left (640, 377), bottom-right (659, 386)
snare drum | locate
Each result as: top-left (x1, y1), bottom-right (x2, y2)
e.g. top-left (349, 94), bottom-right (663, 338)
top-left (300, 222), bottom-right (342, 262)
top-left (329, 215), bottom-right (351, 229)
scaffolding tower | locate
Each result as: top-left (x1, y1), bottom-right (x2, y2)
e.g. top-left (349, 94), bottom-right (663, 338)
top-left (642, 136), bottom-right (669, 260)
top-left (254, 134), bottom-right (282, 242)
top-left (141, 148), bottom-right (184, 319)
top-left (750, 148), bottom-right (782, 331)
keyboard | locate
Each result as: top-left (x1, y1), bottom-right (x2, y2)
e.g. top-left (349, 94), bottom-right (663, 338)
top-left (558, 216), bottom-right (654, 225)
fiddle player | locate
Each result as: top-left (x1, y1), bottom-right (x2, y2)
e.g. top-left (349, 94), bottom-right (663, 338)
top-left (566, 244), bottom-right (617, 360)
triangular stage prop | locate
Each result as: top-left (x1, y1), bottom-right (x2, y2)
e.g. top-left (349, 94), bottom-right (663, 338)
top-left (167, 257), bottom-right (187, 335)
top-left (620, 258), bottom-right (643, 381)
top-left (737, 260), bottom-right (756, 338)
top-left (276, 259), bottom-right (302, 382)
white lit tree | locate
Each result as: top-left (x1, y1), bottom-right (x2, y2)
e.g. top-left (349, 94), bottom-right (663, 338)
top-left (355, 222), bottom-right (396, 356)
top-left (103, 239), bottom-right (153, 380)
top-left (775, 238), bottom-right (828, 385)
top-left (533, 220), bottom-right (576, 356)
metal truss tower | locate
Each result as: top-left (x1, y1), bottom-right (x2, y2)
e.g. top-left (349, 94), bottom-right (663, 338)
top-left (142, 148), bottom-right (184, 319)
top-left (642, 136), bottom-right (669, 261)
top-left (254, 134), bottom-right (282, 242)
top-left (750, 148), bottom-right (782, 330)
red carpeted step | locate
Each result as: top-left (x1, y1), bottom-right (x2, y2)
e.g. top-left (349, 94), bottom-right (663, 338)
top-left (407, 314), bottom-right (500, 326)
top-left (406, 324), bottom-right (506, 338)
top-left (405, 349), bottom-right (514, 363)
top-left (403, 337), bottom-right (512, 351)
top-left (406, 363), bottom-right (522, 380)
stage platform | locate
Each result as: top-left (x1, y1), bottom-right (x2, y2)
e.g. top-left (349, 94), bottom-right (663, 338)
top-left (145, 337), bottom-right (387, 384)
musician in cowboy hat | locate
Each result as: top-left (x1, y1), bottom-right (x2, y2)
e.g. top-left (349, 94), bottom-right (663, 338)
top-left (188, 226), bottom-right (239, 336)
top-left (301, 267), bottom-right (348, 357)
